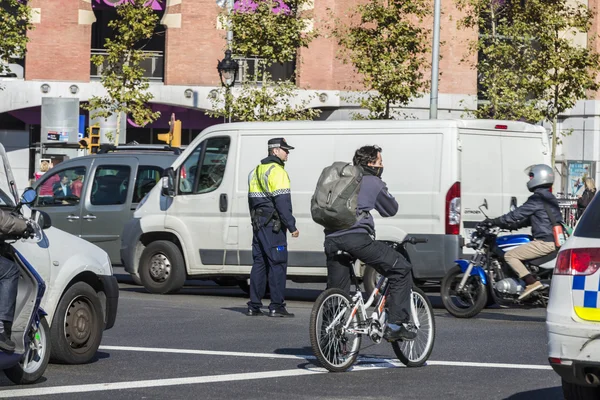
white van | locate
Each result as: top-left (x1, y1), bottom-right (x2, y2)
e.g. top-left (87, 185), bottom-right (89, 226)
top-left (121, 119), bottom-right (550, 294)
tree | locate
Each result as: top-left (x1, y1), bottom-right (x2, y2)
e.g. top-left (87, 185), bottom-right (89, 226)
top-left (330, 0), bottom-right (432, 120)
top-left (0, 0), bottom-right (34, 80)
top-left (524, 0), bottom-right (600, 165)
top-left (458, 0), bottom-right (600, 165)
top-left (209, 0), bottom-right (320, 122)
top-left (456, 0), bottom-right (544, 122)
top-left (83, 0), bottom-right (161, 145)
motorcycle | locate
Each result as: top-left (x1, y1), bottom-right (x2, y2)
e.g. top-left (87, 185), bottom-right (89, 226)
top-left (441, 200), bottom-right (557, 318)
top-left (0, 188), bottom-right (52, 384)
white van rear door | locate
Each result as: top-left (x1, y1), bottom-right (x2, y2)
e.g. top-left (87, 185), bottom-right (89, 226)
top-left (501, 130), bottom-right (550, 213)
top-left (460, 132), bottom-right (503, 240)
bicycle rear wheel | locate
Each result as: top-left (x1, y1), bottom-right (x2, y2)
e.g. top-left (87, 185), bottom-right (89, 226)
top-left (392, 286), bottom-right (435, 367)
top-left (309, 288), bottom-right (362, 372)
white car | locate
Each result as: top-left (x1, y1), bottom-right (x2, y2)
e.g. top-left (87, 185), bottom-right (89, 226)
top-left (0, 144), bottom-right (118, 364)
top-left (547, 197), bottom-right (600, 399)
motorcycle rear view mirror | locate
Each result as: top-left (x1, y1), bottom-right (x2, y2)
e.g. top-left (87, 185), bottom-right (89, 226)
top-left (20, 188), bottom-right (37, 205)
top-left (479, 199), bottom-right (489, 218)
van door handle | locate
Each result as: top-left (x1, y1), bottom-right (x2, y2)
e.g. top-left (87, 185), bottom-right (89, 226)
top-left (219, 194), bottom-right (228, 212)
top-left (83, 214), bottom-right (97, 220)
top-left (67, 215), bottom-right (79, 221)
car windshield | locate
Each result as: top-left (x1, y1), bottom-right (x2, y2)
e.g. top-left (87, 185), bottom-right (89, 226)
top-left (573, 193), bottom-right (600, 238)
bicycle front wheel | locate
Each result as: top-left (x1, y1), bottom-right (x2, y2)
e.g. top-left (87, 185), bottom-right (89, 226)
top-left (309, 288), bottom-right (362, 372)
top-left (392, 286), bottom-right (436, 367)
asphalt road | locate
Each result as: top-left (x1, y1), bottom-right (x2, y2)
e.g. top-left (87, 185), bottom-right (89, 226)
top-left (0, 273), bottom-right (563, 399)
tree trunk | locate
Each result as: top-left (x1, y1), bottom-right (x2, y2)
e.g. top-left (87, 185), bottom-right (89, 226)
top-left (115, 111), bottom-right (121, 146)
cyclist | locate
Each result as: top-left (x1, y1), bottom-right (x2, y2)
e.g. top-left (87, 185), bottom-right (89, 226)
top-left (323, 145), bottom-right (416, 341)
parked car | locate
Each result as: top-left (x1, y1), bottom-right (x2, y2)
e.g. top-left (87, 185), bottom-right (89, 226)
top-left (0, 143), bottom-right (118, 364)
top-left (32, 145), bottom-right (180, 271)
top-left (120, 119), bottom-right (550, 295)
top-left (547, 192), bottom-right (600, 399)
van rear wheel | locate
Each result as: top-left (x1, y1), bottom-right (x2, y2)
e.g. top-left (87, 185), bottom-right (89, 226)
top-left (139, 241), bottom-right (186, 294)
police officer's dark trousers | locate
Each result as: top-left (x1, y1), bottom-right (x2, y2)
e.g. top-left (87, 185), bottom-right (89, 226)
top-left (248, 215), bottom-right (289, 311)
top-left (324, 233), bottom-right (413, 324)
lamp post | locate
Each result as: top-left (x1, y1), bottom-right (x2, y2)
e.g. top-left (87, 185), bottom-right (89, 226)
top-left (217, 49), bottom-right (239, 123)
top-left (429, 0), bottom-right (441, 119)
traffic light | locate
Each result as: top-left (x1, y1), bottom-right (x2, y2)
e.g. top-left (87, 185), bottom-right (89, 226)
top-left (157, 118), bottom-right (182, 148)
top-left (79, 125), bottom-right (101, 154)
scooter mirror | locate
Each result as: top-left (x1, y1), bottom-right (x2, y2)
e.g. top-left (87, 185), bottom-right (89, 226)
top-left (20, 188), bottom-right (37, 205)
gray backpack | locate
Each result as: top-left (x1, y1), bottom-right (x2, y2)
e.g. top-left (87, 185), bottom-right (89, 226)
top-left (311, 162), bottom-right (364, 231)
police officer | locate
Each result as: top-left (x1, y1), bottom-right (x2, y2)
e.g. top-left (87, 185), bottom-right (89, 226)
top-left (246, 138), bottom-right (299, 317)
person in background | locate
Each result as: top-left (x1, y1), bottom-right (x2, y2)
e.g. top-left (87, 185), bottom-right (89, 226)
top-left (577, 178), bottom-right (597, 220)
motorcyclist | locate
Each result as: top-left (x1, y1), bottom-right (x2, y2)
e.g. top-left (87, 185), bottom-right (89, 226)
top-left (485, 164), bottom-right (562, 300)
top-left (324, 145), bottom-right (416, 341)
top-left (0, 210), bottom-right (33, 352)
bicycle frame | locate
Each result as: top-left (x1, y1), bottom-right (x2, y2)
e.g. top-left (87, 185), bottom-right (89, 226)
top-left (324, 273), bottom-right (421, 338)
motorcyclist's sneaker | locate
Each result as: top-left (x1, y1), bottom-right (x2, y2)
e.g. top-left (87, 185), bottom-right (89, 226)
top-left (518, 280), bottom-right (544, 300)
top-left (0, 332), bottom-right (15, 352)
top-left (384, 323), bottom-right (417, 341)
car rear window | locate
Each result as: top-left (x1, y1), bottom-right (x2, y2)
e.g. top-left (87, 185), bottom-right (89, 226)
top-left (574, 192), bottom-right (600, 238)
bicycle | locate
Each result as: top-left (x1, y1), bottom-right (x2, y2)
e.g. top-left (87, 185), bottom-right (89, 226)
top-left (309, 237), bottom-right (436, 372)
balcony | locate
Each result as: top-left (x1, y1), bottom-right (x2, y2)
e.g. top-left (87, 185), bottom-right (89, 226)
top-left (90, 49), bottom-right (164, 81)
top-left (234, 57), bottom-right (296, 85)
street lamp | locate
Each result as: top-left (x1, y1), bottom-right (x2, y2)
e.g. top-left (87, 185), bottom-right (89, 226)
top-left (217, 49), bottom-right (239, 123)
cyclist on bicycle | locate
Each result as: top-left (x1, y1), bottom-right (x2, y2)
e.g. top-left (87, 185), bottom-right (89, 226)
top-left (323, 145), bottom-right (416, 341)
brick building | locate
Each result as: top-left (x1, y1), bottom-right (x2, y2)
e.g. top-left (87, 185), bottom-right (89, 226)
top-left (0, 0), bottom-right (598, 193)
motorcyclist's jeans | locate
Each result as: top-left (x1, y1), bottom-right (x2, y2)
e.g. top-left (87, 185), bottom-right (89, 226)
top-left (504, 240), bottom-right (556, 278)
top-left (0, 256), bottom-right (18, 322)
top-left (324, 233), bottom-right (413, 324)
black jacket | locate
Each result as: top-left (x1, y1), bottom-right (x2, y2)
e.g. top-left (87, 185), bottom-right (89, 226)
top-left (0, 209), bottom-right (28, 237)
top-left (492, 188), bottom-right (563, 242)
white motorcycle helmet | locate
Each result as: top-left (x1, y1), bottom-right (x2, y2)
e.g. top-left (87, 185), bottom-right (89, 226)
top-left (524, 164), bottom-right (554, 192)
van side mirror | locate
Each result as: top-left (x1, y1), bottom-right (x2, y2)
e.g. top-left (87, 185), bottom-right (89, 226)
top-left (161, 167), bottom-right (176, 198)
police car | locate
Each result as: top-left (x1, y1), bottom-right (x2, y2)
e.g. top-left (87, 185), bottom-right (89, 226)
top-left (547, 193), bottom-right (600, 399)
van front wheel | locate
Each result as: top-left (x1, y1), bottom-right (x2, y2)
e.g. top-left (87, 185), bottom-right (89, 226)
top-left (139, 241), bottom-right (186, 294)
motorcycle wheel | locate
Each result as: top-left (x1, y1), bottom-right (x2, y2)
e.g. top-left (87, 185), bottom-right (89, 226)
top-left (4, 317), bottom-right (51, 384)
top-left (441, 265), bottom-right (488, 318)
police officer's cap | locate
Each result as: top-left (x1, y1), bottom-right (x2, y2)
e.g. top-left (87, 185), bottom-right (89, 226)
top-left (268, 137), bottom-right (294, 151)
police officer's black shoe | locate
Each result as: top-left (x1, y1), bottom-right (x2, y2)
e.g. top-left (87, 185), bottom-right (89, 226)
top-left (0, 332), bottom-right (15, 352)
top-left (383, 323), bottom-right (417, 342)
top-left (245, 307), bottom-right (264, 316)
top-left (268, 308), bottom-right (295, 318)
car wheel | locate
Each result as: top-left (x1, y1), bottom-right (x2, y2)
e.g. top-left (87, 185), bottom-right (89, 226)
top-left (139, 240), bottom-right (186, 294)
top-left (50, 282), bottom-right (104, 364)
top-left (562, 379), bottom-right (600, 400)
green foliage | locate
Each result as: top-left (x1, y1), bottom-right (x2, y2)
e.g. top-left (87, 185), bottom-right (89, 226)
top-left (225, 0), bottom-right (315, 64)
top-left (458, 0), bottom-right (600, 164)
top-left (211, 0), bottom-right (320, 122)
top-left (331, 0), bottom-right (432, 119)
top-left (207, 70), bottom-right (320, 121)
top-left (83, 0), bottom-right (161, 145)
top-left (0, 0), bottom-right (34, 79)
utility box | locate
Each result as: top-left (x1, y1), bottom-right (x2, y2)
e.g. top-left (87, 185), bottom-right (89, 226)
top-left (41, 98), bottom-right (80, 144)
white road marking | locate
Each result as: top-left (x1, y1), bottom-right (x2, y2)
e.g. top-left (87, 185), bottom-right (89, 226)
top-left (0, 346), bottom-right (553, 398)
top-left (99, 345), bottom-right (553, 370)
